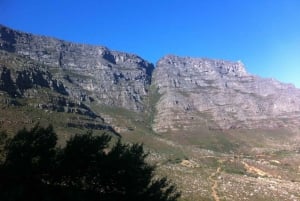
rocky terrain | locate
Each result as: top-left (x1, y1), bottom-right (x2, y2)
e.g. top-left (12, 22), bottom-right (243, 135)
top-left (0, 24), bottom-right (154, 112)
top-left (2, 24), bottom-right (300, 132)
top-left (1, 24), bottom-right (300, 201)
top-left (153, 55), bottom-right (300, 132)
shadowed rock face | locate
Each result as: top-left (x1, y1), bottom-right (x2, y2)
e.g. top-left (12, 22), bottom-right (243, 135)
top-left (152, 55), bottom-right (300, 132)
top-left (0, 24), bottom-right (154, 111)
top-left (0, 65), bottom-right (67, 97)
top-left (1, 24), bottom-right (300, 133)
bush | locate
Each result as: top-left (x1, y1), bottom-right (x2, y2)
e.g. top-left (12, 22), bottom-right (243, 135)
top-left (0, 125), bottom-right (180, 201)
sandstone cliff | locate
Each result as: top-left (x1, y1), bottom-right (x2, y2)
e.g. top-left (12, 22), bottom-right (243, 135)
top-left (0, 24), bottom-right (154, 111)
top-left (152, 55), bottom-right (300, 132)
top-left (1, 24), bottom-right (300, 134)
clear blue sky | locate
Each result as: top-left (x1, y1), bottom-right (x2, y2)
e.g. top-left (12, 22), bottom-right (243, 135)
top-left (1, 0), bottom-right (300, 87)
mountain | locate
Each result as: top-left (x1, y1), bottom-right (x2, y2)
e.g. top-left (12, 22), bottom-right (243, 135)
top-left (1, 24), bottom-right (300, 133)
top-left (153, 55), bottom-right (300, 132)
top-left (1, 24), bottom-right (300, 201)
top-left (0, 24), bottom-right (154, 136)
top-left (0, 24), bottom-right (154, 111)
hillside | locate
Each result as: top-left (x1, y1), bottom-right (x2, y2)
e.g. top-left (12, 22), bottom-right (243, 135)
top-left (1, 24), bottom-right (300, 201)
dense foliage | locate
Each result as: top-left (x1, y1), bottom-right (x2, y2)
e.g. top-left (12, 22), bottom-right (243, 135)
top-left (0, 125), bottom-right (180, 201)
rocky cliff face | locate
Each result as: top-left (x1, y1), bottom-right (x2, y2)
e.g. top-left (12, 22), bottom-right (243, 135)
top-left (1, 24), bottom-right (300, 134)
top-left (0, 25), bottom-right (154, 111)
top-left (152, 55), bottom-right (300, 132)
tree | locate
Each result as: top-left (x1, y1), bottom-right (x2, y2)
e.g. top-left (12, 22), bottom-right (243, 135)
top-left (0, 125), bottom-right (58, 201)
top-left (0, 125), bottom-right (180, 201)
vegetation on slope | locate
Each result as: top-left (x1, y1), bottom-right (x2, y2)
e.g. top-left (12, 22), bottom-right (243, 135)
top-left (0, 125), bottom-right (180, 201)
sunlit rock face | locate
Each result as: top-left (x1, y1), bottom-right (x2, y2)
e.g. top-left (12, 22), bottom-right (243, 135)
top-left (0, 24), bottom-right (154, 111)
top-left (152, 55), bottom-right (300, 132)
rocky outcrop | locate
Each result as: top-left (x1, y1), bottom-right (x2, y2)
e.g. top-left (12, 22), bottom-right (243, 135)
top-left (0, 24), bottom-right (154, 111)
top-left (152, 55), bottom-right (300, 132)
top-left (0, 65), bottom-right (67, 97)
